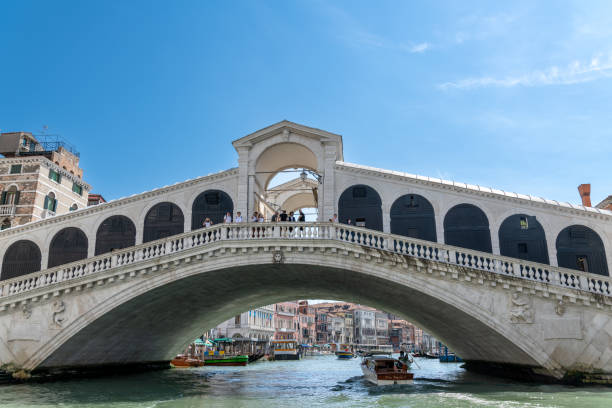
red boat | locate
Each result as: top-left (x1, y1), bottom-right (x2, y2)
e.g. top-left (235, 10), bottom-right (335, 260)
top-left (170, 354), bottom-right (204, 367)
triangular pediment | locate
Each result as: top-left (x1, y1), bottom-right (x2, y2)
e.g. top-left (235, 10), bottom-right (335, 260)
top-left (232, 120), bottom-right (343, 160)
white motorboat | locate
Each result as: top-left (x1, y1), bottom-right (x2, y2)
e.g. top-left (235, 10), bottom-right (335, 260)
top-left (361, 351), bottom-right (414, 385)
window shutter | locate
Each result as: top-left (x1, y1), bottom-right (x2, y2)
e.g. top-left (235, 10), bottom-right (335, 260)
top-left (44, 196), bottom-right (49, 210)
top-left (53, 199), bottom-right (58, 212)
top-left (14, 191), bottom-right (20, 205)
top-left (0, 192), bottom-right (6, 205)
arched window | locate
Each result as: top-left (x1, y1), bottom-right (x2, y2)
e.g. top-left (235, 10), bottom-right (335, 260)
top-left (444, 204), bottom-right (492, 253)
top-left (69, 203), bottom-right (78, 211)
top-left (191, 190), bottom-right (234, 229)
top-left (0, 186), bottom-right (20, 206)
top-left (143, 202), bottom-right (184, 243)
top-left (44, 192), bottom-right (57, 212)
top-left (337, 184), bottom-right (383, 231)
top-left (498, 214), bottom-right (549, 264)
top-left (1, 240), bottom-right (42, 280)
top-left (48, 227), bottom-right (88, 268)
top-left (95, 215), bottom-right (136, 255)
top-left (556, 225), bottom-right (608, 276)
top-left (390, 194), bottom-right (436, 242)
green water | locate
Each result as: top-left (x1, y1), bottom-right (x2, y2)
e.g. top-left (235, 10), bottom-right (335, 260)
top-left (1, 356), bottom-right (611, 407)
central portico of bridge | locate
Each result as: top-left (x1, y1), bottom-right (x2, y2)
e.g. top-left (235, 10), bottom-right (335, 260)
top-left (1, 121), bottom-right (612, 383)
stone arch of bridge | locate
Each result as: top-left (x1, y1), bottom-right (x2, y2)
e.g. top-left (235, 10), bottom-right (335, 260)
top-left (25, 247), bottom-right (560, 379)
top-left (254, 142), bottom-right (319, 191)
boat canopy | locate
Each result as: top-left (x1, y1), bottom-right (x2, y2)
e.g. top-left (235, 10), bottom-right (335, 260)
top-left (213, 338), bottom-right (234, 343)
top-left (301, 344), bottom-right (312, 347)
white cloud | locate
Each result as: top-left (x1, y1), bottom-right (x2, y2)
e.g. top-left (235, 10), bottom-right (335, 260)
top-left (409, 42), bottom-right (430, 53)
top-left (438, 54), bottom-right (612, 90)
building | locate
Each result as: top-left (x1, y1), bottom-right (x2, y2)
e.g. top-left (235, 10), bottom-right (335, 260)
top-left (0, 132), bottom-right (90, 229)
top-left (88, 193), bottom-right (106, 206)
top-left (274, 301), bottom-right (298, 340)
top-left (298, 300), bottom-right (316, 345)
top-left (353, 306), bottom-right (377, 348)
top-left (213, 304), bottom-right (275, 342)
top-left (375, 311), bottom-right (389, 346)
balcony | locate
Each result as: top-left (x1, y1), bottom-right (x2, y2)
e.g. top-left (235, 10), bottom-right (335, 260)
top-left (0, 205), bottom-right (15, 216)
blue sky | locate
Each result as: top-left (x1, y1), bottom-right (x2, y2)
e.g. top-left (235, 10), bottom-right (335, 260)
top-left (1, 0), bottom-right (611, 205)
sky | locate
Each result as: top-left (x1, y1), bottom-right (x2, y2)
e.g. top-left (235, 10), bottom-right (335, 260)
top-left (1, 0), bottom-right (612, 206)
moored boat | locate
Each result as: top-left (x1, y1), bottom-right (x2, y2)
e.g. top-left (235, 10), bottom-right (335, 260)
top-left (170, 354), bottom-right (204, 368)
top-left (203, 354), bottom-right (249, 366)
top-left (272, 339), bottom-right (300, 360)
top-left (336, 350), bottom-right (354, 359)
top-left (361, 351), bottom-right (414, 386)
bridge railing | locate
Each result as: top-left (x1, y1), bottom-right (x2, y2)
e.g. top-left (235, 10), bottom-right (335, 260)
top-left (1, 222), bottom-right (610, 299)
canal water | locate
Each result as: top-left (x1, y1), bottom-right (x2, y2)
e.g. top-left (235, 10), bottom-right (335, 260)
top-left (1, 355), bottom-right (611, 407)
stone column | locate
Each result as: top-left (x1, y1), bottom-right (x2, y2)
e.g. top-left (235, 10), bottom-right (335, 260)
top-left (236, 146), bottom-right (250, 218)
top-left (322, 143), bottom-right (337, 221)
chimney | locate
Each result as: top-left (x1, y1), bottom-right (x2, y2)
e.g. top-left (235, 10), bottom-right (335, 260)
top-left (578, 184), bottom-right (591, 207)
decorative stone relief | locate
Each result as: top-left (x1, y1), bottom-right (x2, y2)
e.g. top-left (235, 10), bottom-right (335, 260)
top-left (555, 300), bottom-right (566, 316)
top-left (273, 251), bottom-right (284, 264)
top-left (21, 304), bottom-right (32, 320)
top-left (51, 300), bottom-right (66, 327)
top-left (510, 292), bottom-right (534, 324)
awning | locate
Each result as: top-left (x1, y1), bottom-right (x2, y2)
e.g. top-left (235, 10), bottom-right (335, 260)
top-left (301, 344), bottom-right (312, 347)
top-left (213, 338), bottom-right (234, 343)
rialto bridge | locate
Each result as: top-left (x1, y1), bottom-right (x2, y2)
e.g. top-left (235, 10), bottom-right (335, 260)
top-left (1, 121), bottom-right (612, 383)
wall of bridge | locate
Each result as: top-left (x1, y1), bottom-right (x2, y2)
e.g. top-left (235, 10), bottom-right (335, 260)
top-left (332, 163), bottom-right (612, 276)
top-left (1, 141), bottom-right (612, 280)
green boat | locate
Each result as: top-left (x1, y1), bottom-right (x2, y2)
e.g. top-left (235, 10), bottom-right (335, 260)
top-left (203, 354), bottom-right (249, 366)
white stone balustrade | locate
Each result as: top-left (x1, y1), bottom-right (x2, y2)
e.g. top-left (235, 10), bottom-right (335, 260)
top-left (1, 222), bottom-right (611, 300)
top-left (0, 204), bottom-right (15, 216)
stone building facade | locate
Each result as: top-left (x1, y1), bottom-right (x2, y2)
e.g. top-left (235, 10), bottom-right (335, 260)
top-left (0, 132), bottom-right (90, 230)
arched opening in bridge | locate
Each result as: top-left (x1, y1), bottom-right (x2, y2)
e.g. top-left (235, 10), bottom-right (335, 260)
top-left (191, 190), bottom-right (234, 228)
top-left (556, 225), bottom-right (608, 276)
top-left (254, 142), bottom-right (320, 221)
top-left (1, 239), bottom-right (41, 280)
top-left (95, 215), bottom-right (137, 256)
top-left (266, 172), bottom-right (319, 221)
top-left (48, 227), bottom-right (88, 268)
top-left (143, 202), bottom-right (184, 243)
top-left (443, 204), bottom-right (492, 253)
top-left (38, 261), bottom-right (547, 381)
top-left (390, 194), bottom-right (437, 242)
top-left (498, 214), bottom-right (549, 264)
top-left (338, 184), bottom-right (383, 231)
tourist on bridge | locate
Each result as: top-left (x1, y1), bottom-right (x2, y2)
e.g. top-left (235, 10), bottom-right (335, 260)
top-left (223, 212), bottom-right (232, 223)
top-left (288, 211), bottom-right (296, 222)
top-left (332, 213), bottom-right (338, 223)
top-left (271, 211), bottom-right (279, 222)
top-left (235, 211), bottom-right (243, 223)
top-left (279, 210), bottom-right (288, 221)
top-left (203, 217), bottom-right (213, 228)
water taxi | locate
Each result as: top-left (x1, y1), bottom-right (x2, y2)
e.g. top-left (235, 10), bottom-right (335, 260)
top-left (361, 351), bottom-right (414, 385)
top-left (170, 354), bottom-right (204, 367)
top-left (271, 339), bottom-right (300, 360)
top-left (202, 350), bottom-right (249, 366)
top-left (335, 345), bottom-right (354, 359)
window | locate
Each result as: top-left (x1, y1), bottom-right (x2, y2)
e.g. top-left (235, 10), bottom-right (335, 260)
top-left (517, 243), bottom-right (528, 253)
top-left (9, 164), bottom-right (22, 174)
top-left (49, 169), bottom-right (61, 183)
top-left (69, 203), bottom-right (78, 211)
top-left (72, 183), bottom-right (82, 196)
top-left (519, 216), bottom-right (528, 230)
top-left (576, 256), bottom-right (589, 272)
top-left (44, 192), bottom-right (57, 212)
top-left (1, 187), bottom-right (19, 205)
